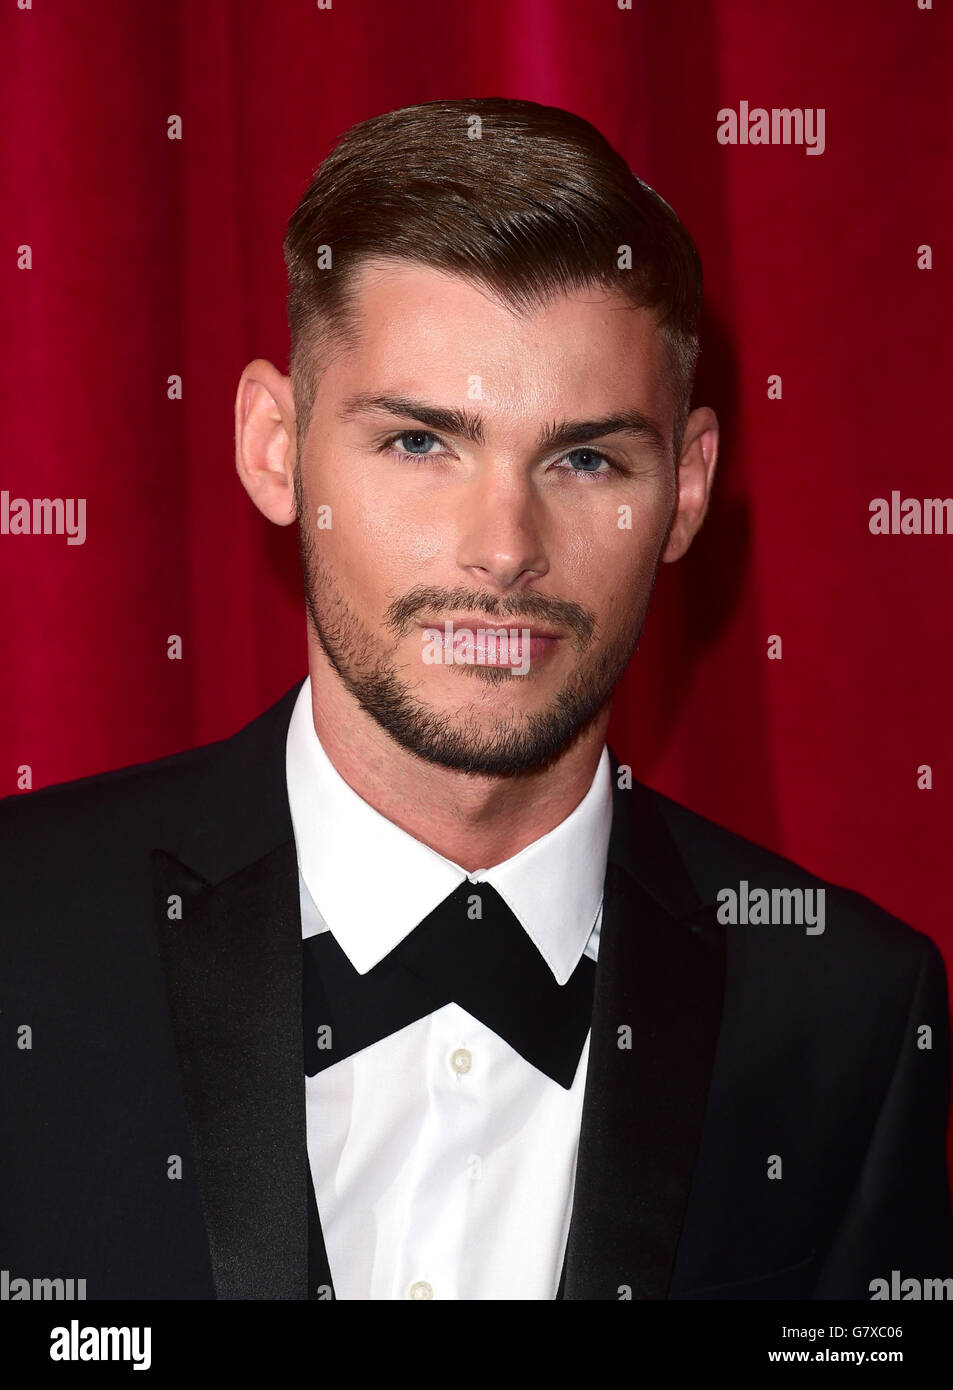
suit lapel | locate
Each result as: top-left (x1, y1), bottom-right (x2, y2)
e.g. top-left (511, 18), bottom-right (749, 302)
top-left (153, 839), bottom-right (312, 1299)
top-left (149, 679), bottom-right (320, 1299)
top-left (559, 760), bottom-right (727, 1300)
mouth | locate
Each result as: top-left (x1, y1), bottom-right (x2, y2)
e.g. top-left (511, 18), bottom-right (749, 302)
top-left (416, 617), bottom-right (563, 640)
top-left (415, 618), bottom-right (562, 670)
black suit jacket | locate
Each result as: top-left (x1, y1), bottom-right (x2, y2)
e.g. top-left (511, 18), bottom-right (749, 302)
top-left (2, 679), bottom-right (951, 1300)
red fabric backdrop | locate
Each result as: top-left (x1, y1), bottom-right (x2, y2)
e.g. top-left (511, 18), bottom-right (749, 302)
top-left (3, 1), bottom-right (952, 1148)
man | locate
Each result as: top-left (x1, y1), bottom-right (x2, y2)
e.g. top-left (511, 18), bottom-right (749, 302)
top-left (2, 98), bottom-right (951, 1302)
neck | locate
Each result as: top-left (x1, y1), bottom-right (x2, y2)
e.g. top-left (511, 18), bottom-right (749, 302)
top-left (305, 644), bottom-right (609, 872)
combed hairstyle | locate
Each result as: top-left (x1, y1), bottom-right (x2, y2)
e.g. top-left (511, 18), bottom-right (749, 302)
top-left (283, 97), bottom-right (702, 459)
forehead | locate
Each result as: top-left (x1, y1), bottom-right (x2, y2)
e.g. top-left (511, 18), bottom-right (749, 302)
top-left (322, 257), bottom-right (670, 431)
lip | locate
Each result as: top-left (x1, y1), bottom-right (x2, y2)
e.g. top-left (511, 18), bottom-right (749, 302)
top-left (416, 618), bottom-right (563, 640)
top-left (415, 620), bottom-right (562, 670)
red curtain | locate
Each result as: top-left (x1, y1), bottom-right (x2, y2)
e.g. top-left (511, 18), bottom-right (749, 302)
top-left (3, 0), bottom-right (951, 1138)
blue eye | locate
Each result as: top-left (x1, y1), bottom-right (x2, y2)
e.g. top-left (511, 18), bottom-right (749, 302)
top-left (558, 448), bottom-right (612, 477)
top-left (388, 431), bottom-right (442, 457)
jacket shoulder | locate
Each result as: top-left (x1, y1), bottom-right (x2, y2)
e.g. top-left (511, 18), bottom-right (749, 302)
top-left (644, 782), bottom-right (943, 978)
top-left (0, 732), bottom-right (217, 855)
top-left (0, 680), bottom-right (302, 862)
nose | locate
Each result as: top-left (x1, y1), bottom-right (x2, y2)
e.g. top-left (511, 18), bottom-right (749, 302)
top-left (455, 469), bottom-right (549, 592)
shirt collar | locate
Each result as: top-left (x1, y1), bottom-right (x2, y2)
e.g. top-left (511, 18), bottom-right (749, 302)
top-left (285, 677), bottom-right (613, 984)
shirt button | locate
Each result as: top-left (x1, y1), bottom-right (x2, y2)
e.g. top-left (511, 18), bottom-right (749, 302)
top-left (450, 1047), bottom-right (472, 1075)
top-left (408, 1280), bottom-right (433, 1300)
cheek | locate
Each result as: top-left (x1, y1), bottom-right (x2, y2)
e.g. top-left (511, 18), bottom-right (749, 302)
top-left (558, 492), bottom-right (671, 590)
top-left (363, 512), bottom-right (445, 569)
top-left (353, 510), bottom-right (445, 587)
top-left (315, 463), bottom-right (445, 591)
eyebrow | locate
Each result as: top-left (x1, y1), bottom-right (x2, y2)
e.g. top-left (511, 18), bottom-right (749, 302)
top-left (337, 392), bottom-right (670, 459)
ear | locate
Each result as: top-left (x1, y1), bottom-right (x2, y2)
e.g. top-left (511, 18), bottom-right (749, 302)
top-left (234, 359), bottom-right (298, 526)
top-left (661, 406), bottom-right (719, 563)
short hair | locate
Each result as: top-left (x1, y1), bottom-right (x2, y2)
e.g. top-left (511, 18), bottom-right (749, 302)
top-left (283, 97), bottom-right (702, 458)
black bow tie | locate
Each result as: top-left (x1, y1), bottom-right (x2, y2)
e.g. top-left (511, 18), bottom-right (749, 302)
top-left (302, 879), bottom-right (596, 1088)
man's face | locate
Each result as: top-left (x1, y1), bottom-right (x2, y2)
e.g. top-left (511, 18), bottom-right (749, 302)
top-left (294, 258), bottom-right (680, 776)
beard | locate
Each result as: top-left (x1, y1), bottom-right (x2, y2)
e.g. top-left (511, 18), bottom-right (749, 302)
top-left (295, 480), bottom-right (658, 777)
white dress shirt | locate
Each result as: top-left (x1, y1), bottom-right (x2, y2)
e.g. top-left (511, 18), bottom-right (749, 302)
top-left (285, 677), bottom-right (613, 1300)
